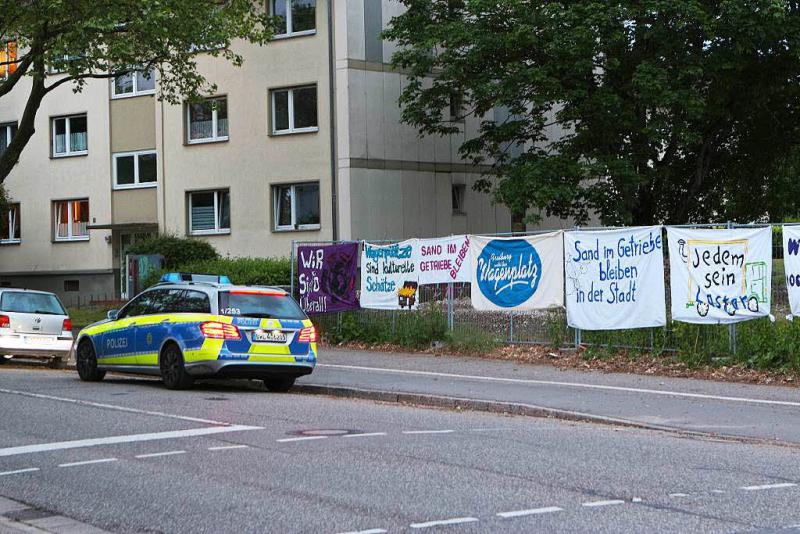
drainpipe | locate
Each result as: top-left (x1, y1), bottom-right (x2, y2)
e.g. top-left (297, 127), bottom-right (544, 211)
top-left (327, 0), bottom-right (339, 240)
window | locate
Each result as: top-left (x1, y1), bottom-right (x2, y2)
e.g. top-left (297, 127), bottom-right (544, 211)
top-left (449, 92), bottom-right (464, 122)
top-left (0, 42), bottom-right (17, 80)
top-left (188, 190), bottom-right (230, 235)
top-left (0, 122), bottom-right (17, 155)
top-left (53, 199), bottom-right (89, 241)
top-left (112, 68), bottom-right (156, 98)
top-left (187, 97), bottom-right (228, 144)
top-left (452, 184), bottom-right (465, 214)
top-left (64, 280), bottom-right (80, 292)
top-left (52, 115), bottom-right (88, 157)
top-left (113, 150), bottom-right (157, 189)
top-left (273, 182), bottom-right (320, 231)
top-left (0, 203), bottom-right (20, 244)
top-left (272, 0), bottom-right (316, 37)
top-left (180, 290), bottom-right (211, 313)
top-left (118, 290), bottom-right (155, 318)
top-left (271, 86), bottom-right (317, 134)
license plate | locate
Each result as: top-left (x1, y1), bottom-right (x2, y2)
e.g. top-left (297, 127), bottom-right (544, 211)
top-left (24, 335), bottom-right (54, 345)
top-left (252, 330), bottom-right (287, 343)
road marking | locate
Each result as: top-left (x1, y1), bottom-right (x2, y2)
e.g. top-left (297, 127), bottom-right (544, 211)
top-left (497, 506), bottom-right (562, 518)
top-left (711, 490), bottom-right (726, 494)
top-left (669, 493), bottom-right (689, 497)
top-left (208, 445), bottom-right (249, 451)
top-left (0, 425), bottom-right (261, 457)
top-left (402, 430), bottom-right (454, 435)
top-left (135, 450), bottom-right (186, 459)
top-left (336, 530), bottom-right (387, 534)
top-left (0, 387), bottom-right (238, 425)
top-left (343, 433), bottom-right (388, 439)
top-left (0, 468), bottom-right (40, 476)
top-left (582, 499), bottom-right (625, 508)
top-left (276, 436), bottom-right (327, 443)
top-left (410, 517), bottom-right (479, 529)
top-left (59, 458), bottom-right (117, 468)
top-left (317, 364), bottom-right (800, 408)
top-left (741, 483), bottom-right (797, 491)
top-left (632, 497), bottom-right (642, 503)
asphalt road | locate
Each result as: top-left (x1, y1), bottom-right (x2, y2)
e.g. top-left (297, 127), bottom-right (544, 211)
top-left (2, 368), bottom-right (800, 534)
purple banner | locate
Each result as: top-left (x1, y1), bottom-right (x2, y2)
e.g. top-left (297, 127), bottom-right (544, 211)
top-left (297, 243), bottom-right (360, 314)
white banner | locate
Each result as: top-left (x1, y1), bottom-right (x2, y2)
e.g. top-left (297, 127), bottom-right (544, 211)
top-left (667, 227), bottom-right (772, 324)
top-left (360, 240), bottom-right (419, 310)
top-left (782, 225), bottom-right (800, 318)
top-left (469, 232), bottom-right (564, 311)
top-left (565, 226), bottom-right (666, 330)
top-left (414, 235), bottom-right (472, 285)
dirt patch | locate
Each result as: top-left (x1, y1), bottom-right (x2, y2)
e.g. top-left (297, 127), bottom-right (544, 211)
top-left (322, 341), bottom-right (800, 387)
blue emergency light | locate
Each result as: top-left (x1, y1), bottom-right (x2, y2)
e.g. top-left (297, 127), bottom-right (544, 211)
top-left (160, 273), bottom-right (232, 284)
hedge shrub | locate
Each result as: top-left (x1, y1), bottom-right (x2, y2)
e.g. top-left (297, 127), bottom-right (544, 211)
top-left (144, 257), bottom-right (292, 289)
top-left (128, 234), bottom-right (218, 268)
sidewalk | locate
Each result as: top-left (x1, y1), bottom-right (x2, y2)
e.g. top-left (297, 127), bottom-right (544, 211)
top-left (298, 348), bottom-right (800, 445)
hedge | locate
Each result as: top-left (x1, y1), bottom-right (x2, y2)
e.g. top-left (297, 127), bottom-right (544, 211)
top-left (145, 257), bottom-right (292, 289)
top-left (128, 234), bottom-right (218, 268)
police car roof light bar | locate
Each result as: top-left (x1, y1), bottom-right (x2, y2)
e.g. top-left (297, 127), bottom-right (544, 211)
top-left (160, 273), bottom-right (232, 285)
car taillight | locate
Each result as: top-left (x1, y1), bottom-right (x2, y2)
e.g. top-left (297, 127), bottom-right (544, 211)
top-left (298, 325), bottom-right (317, 343)
top-left (200, 321), bottom-right (241, 340)
top-left (0, 315), bottom-right (8, 328)
top-left (62, 318), bottom-right (73, 332)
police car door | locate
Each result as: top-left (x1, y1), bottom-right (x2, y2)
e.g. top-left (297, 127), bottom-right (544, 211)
top-left (99, 291), bottom-right (153, 364)
top-left (133, 288), bottom-right (184, 366)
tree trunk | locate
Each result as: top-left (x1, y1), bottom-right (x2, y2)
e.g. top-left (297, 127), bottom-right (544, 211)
top-left (511, 210), bottom-right (526, 234)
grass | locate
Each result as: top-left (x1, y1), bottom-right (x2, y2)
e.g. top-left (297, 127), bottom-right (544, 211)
top-left (68, 305), bottom-right (111, 329)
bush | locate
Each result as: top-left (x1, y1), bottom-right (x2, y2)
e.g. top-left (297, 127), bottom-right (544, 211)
top-left (144, 257), bottom-right (292, 289)
top-left (128, 234), bottom-right (218, 268)
top-left (318, 305), bottom-right (447, 349)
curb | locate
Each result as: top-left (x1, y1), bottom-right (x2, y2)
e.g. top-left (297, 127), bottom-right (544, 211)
top-left (294, 383), bottom-right (798, 449)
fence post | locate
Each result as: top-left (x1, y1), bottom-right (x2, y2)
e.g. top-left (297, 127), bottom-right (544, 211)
top-left (509, 312), bottom-right (514, 343)
top-left (290, 240), bottom-right (296, 298)
top-left (447, 282), bottom-right (454, 332)
top-left (726, 221), bottom-right (737, 356)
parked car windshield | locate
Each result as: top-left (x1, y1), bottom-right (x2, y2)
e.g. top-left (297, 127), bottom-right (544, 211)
top-left (0, 292), bottom-right (66, 315)
top-left (218, 291), bottom-right (306, 320)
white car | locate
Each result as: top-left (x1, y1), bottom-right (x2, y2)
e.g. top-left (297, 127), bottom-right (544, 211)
top-left (0, 288), bottom-right (74, 367)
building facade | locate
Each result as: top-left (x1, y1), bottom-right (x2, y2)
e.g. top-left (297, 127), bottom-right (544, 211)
top-left (0, 0), bottom-right (567, 304)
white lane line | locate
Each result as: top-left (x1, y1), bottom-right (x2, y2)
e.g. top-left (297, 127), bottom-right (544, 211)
top-left (59, 458), bottom-right (117, 468)
top-left (632, 497), bottom-right (642, 503)
top-left (135, 450), bottom-right (186, 459)
top-left (276, 436), bottom-right (328, 443)
top-left (410, 517), bottom-right (479, 529)
top-left (668, 493), bottom-right (690, 497)
top-left (208, 445), bottom-right (249, 451)
top-left (741, 483), bottom-right (797, 491)
top-left (711, 490), bottom-right (726, 494)
top-left (343, 433), bottom-right (388, 439)
top-left (336, 529), bottom-right (387, 534)
top-left (497, 506), bottom-right (562, 518)
top-left (582, 499), bottom-right (625, 508)
top-left (317, 364), bottom-right (800, 408)
top-left (0, 468), bottom-right (40, 476)
top-left (402, 430), bottom-right (454, 435)
top-left (0, 387), bottom-right (237, 425)
top-left (0, 425), bottom-right (261, 457)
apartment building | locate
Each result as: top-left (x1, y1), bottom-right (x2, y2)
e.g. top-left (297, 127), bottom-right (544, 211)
top-left (0, 0), bottom-right (556, 303)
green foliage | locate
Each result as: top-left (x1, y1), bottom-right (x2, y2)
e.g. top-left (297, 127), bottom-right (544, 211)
top-left (444, 326), bottom-right (500, 354)
top-left (384, 0), bottom-right (800, 225)
top-left (67, 306), bottom-right (111, 329)
top-left (144, 257), bottom-right (292, 289)
top-left (318, 306), bottom-right (448, 349)
top-left (128, 235), bottom-right (218, 269)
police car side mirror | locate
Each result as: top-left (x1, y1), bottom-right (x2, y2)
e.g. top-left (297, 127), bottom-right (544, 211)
top-left (107, 310), bottom-right (119, 321)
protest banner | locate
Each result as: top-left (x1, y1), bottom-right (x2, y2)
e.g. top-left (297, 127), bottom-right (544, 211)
top-left (667, 227), bottom-right (772, 324)
top-left (414, 235), bottom-right (471, 285)
top-left (565, 226), bottom-right (666, 330)
top-left (469, 232), bottom-right (564, 311)
top-left (297, 243), bottom-right (360, 314)
top-left (360, 240), bottom-right (419, 310)
top-left (783, 225), bottom-right (800, 318)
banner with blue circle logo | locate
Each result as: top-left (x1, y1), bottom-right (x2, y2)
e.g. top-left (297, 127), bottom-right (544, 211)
top-left (469, 232), bottom-right (564, 311)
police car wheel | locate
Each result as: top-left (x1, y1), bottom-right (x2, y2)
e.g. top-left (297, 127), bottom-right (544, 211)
top-left (160, 344), bottom-right (194, 390)
top-left (263, 376), bottom-right (295, 393)
top-left (76, 340), bottom-right (105, 382)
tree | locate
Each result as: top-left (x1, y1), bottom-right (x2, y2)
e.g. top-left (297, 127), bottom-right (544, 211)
top-left (383, 0), bottom-right (800, 225)
top-left (0, 1), bottom-right (274, 184)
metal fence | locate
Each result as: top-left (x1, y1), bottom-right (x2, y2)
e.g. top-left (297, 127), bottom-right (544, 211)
top-left (292, 223), bottom-right (790, 356)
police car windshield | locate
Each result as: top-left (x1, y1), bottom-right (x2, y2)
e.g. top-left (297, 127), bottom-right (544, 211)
top-left (0, 292), bottom-right (66, 315)
top-left (218, 291), bottom-right (306, 320)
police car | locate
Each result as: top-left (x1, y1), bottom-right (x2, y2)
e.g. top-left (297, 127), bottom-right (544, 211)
top-left (72, 274), bottom-right (317, 391)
